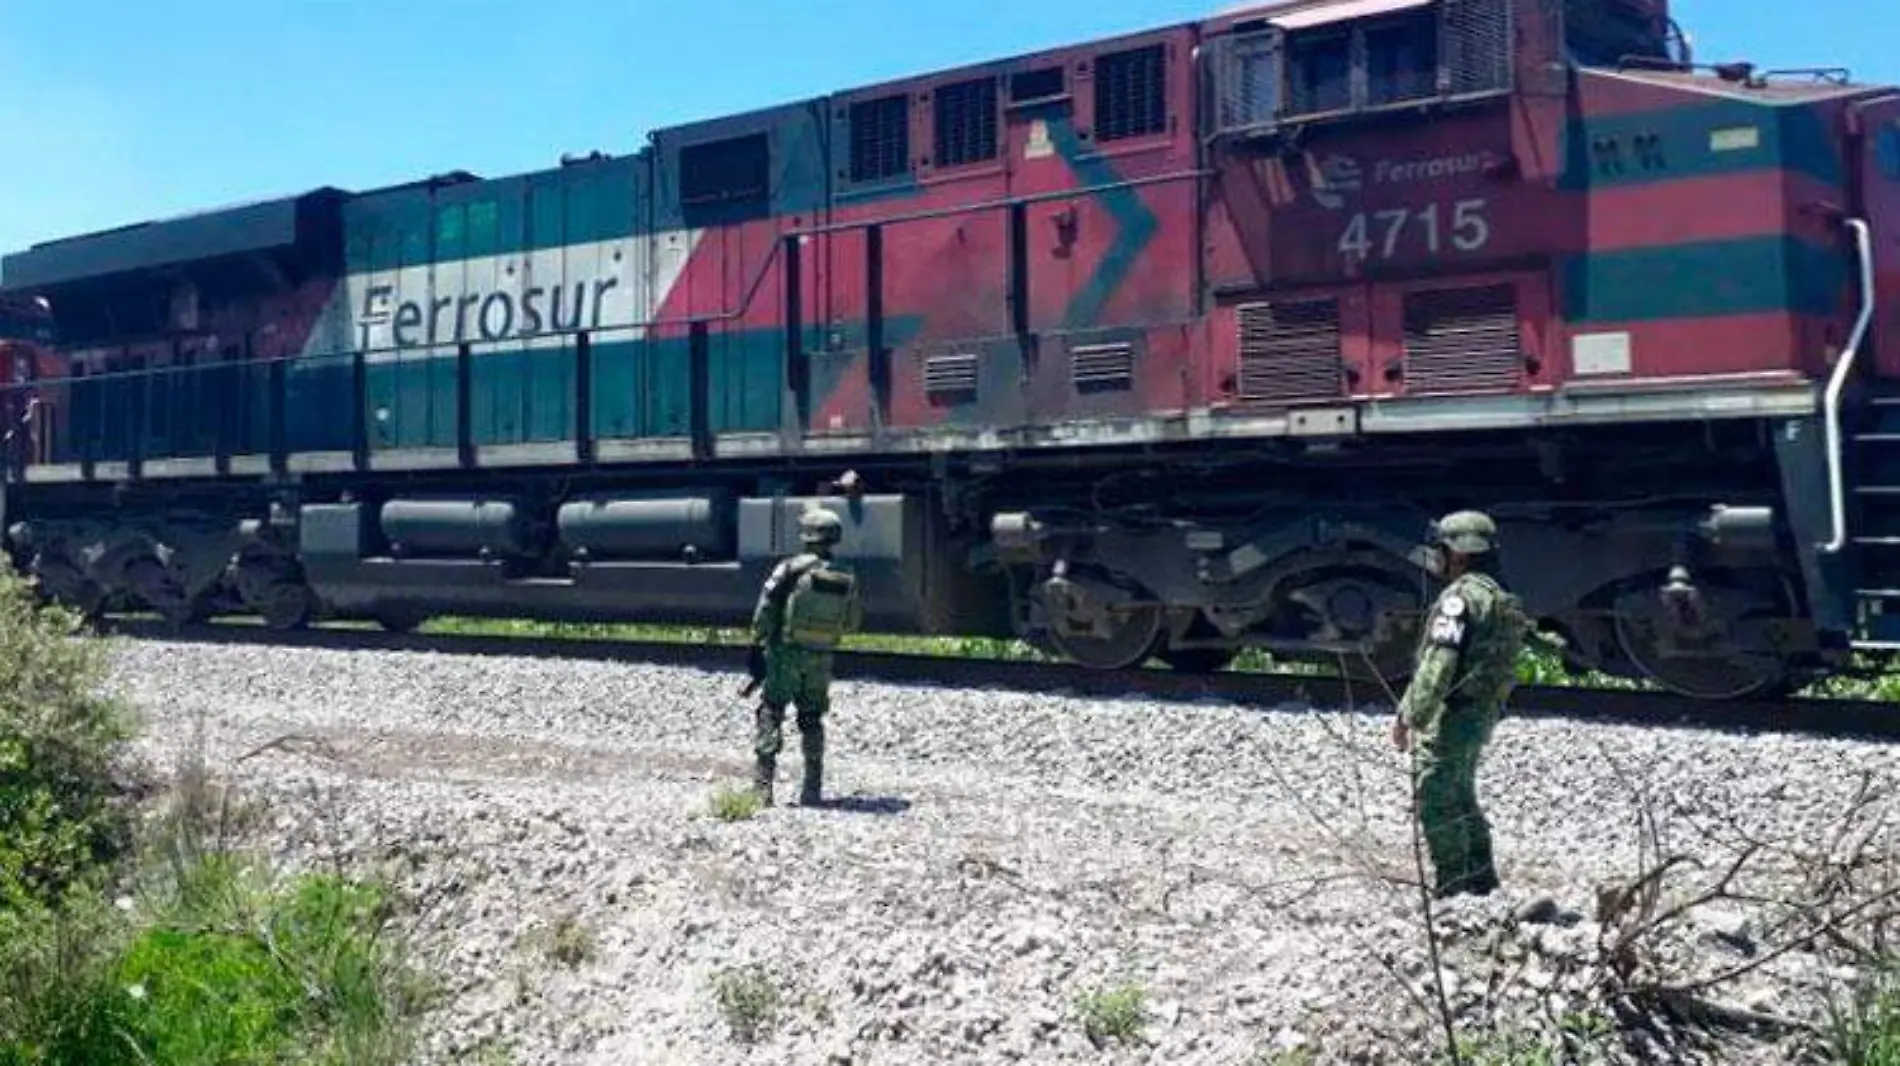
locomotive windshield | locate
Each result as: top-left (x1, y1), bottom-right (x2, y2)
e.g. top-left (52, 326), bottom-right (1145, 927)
top-left (0, 295), bottom-right (54, 344)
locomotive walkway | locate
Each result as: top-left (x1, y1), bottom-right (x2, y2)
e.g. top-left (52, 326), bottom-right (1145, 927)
top-left (107, 618), bottom-right (1900, 742)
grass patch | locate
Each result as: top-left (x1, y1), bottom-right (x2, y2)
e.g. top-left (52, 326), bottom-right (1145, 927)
top-left (1075, 981), bottom-right (1147, 1045)
top-left (709, 784), bottom-right (766, 822)
top-left (537, 912), bottom-right (598, 969)
top-left (711, 964), bottom-right (778, 1045)
top-left (0, 559), bottom-right (430, 1066)
top-left (1825, 962), bottom-right (1900, 1066)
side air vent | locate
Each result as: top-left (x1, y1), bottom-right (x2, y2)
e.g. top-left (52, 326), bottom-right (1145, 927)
top-left (1401, 284), bottom-right (1521, 394)
top-left (1236, 299), bottom-right (1343, 404)
top-left (923, 352), bottom-right (980, 403)
top-left (1071, 341), bottom-right (1135, 392)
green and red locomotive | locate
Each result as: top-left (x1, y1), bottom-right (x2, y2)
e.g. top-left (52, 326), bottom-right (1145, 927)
top-left (3, 0), bottom-right (1896, 700)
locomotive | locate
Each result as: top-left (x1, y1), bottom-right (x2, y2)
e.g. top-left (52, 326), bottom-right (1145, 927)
top-left (3, 0), bottom-right (1898, 701)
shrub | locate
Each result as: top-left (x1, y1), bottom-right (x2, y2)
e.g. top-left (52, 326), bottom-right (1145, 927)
top-left (538, 912), bottom-right (597, 969)
top-left (0, 562), bottom-right (137, 911)
top-left (1075, 982), bottom-right (1147, 1045)
top-left (709, 784), bottom-right (765, 822)
top-left (711, 964), bottom-right (778, 1044)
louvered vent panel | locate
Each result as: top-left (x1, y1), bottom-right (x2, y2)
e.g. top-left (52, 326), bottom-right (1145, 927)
top-left (849, 94), bottom-right (910, 183)
top-left (923, 352), bottom-right (979, 402)
top-left (1402, 284), bottom-right (1521, 394)
top-left (1236, 299), bottom-right (1343, 404)
top-left (1071, 342), bottom-right (1134, 392)
top-left (934, 77), bottom-right (999, 167)
top-left (1096, 44), bottom-right (1167, 142)
top-left (1443, 0), bottom-right (1514, 96)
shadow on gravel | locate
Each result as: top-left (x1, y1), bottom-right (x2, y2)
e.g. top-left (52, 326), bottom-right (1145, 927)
top-left (813, 795), bottom-right (912, 816)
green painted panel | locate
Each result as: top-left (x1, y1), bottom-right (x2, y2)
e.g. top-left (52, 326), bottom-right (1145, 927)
top-left (526, 346), bottom-right (573, 442)
top-left (711, 329), bottom-right (781, 433)
top-left (1561, 95), bottom-right (1843, 190)
top-left (645, 338), bottom-right (691, 437)
top-left (591, 340), bottom-right (642, 439)
top-left (470, 348), bottom-right (518, 446)
top-left (427, 355), bottom-right (456, 448)
top-left (285, 357), bottom-right (353, 452)
top-left (1563, 235), bottom-right (1848, 323)
top-left (363, 362), bottom-right (399, 449)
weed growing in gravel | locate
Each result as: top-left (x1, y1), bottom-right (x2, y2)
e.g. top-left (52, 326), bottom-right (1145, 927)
top-left (1825, 961), bottom-right (1900, 1066)
top-left (711, 964), bottom-right (779, 1044)
top-left (1251, 1049), bottom-right (1316, 1066)
top-left (1075, 982), bottom-right (1147, 1045)
top-left (710, 784), bottom-right (766, 822)
top-left (540, 912), bottom-right (598, 968)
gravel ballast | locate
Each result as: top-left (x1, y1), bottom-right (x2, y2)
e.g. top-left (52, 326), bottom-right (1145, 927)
top-left (106, 640), bottom-right (1898, 1065)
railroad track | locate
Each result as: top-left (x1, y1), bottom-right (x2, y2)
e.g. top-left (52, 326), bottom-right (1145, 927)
top-left (103, 618), bottom-right (1900, 742)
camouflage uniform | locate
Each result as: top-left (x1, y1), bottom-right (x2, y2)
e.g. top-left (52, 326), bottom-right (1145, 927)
top-left (749, 509), bottom-right (861, 806)
top-left (1397, 511), bottom-right (1530, 898)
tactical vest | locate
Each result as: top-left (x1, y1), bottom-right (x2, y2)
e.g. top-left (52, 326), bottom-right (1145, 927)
top-left (1457, 573), bottom-right (1530, 708)
top-left (783, 557), bottom-right (858, 649)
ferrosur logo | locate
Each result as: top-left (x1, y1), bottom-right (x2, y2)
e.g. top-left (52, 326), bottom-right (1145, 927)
top-left (1307, 150), bottom-right (1502, 210)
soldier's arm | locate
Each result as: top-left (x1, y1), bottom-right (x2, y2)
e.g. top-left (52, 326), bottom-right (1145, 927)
top-left (1398, 642), bottom-right (1460, 732)
top-left (751, 560), bottom-right (793, 645)
top-left (1397, 590), bottom-right (1471, 731)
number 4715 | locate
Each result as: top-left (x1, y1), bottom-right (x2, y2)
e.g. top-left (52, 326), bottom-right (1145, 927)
top-left (1337, 199), bottom-right (1491, 262)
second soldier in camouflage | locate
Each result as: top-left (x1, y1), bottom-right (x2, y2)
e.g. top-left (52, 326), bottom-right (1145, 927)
top-left (748, 507), bottom-right (863, 807)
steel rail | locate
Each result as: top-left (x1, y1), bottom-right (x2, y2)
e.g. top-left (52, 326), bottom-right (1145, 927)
top-left (102, 619), bottom-right (1900, 743)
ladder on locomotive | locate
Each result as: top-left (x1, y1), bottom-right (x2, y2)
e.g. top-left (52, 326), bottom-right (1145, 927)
top-left (1846, 385), bottom-right (1900, 650)
top-left (1821, 219), bottom-right (1900, 653)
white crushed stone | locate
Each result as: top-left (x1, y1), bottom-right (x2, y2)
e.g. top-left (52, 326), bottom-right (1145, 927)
top-left (104, 639), bottom-right (1898, 1065)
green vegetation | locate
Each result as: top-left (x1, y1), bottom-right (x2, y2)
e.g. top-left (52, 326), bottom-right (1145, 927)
top-left (709, 784), bottom-right (766, 822)
top-left (0, 567), bottom-right (136, 913)
top-left (1074, 982), bottom-right (1147, 1045)
top-left (535, 912), bottom-right (598, 969)
top-left (1825, 963), bottom-right (1900, 1066)
top-left (420, 612), bottom-right (1900, 699)
top-left (0, 562), bottom-right (430, 1065)
top-left (710, 965), bottom-right (778, 1045)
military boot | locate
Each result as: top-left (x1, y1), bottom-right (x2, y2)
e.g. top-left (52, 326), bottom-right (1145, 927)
top-left (752, 756), bottom-right (775, 806)
top-left (798, 747), bottom-right (824, 807)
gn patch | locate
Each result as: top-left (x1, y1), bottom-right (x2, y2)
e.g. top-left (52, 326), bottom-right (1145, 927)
top-left (1428, 593), bottom-right (1468, 648)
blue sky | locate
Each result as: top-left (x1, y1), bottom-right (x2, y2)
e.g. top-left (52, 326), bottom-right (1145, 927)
top-left (0, 0), bottom-right (1890, 260)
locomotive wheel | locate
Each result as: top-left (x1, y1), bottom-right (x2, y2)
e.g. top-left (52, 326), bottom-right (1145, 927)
top-left (1156, 645), bottom-right (1238, 675)
top-left (259, 582), bottom-right (314, 632)
top-left (1047, 602), bottom-right (1165, 671)
top-left (374, 609), bottom-right (429, 634)
top-left (1611, 573), bottom-right (1793, 701)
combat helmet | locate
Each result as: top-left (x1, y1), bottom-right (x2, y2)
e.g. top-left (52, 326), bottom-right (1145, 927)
top-left (1432, 510), bottom-right (1498, 555)
top-left (798, 507), bottom-right (844, 548)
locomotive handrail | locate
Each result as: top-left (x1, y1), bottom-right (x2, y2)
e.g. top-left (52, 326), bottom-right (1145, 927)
top-left (1821, 217), bottom-right (1876, 554)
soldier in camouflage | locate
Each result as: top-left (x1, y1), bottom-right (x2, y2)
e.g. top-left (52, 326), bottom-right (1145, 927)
top-left (748, 507), bottom-right (863, 807)
top-left (1391, 510), bottom-right (1530, 899)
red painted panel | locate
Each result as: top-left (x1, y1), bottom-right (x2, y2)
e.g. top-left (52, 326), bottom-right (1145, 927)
top-left (1854, 95), bottom-right (1900, 378)
top-left (1565, 311), bottom-right (1804, 380)
top-left (1585, 172), bottom-right (1791, 250)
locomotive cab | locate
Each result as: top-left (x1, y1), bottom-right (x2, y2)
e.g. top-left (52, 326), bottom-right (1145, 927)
top-left (0, 294), bottom-right (53, 473)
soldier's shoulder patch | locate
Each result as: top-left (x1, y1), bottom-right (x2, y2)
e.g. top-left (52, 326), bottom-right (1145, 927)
top-left (1438, 592), bottom-right (1467, 619)
top-left (1428, 607), bottom-right (1467, 649)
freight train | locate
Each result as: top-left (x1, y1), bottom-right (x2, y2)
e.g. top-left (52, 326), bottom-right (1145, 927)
top-left (4, 0), bottom-right (1899, 701)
